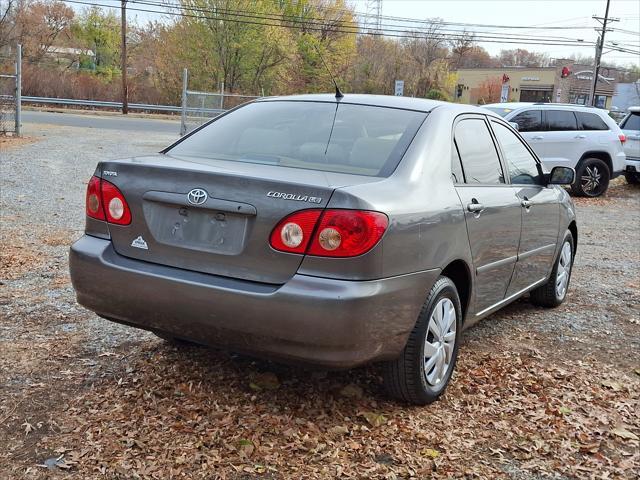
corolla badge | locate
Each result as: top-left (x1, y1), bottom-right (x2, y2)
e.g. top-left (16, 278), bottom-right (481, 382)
top-left (187, 188), bottom-right (208, 205)
top-left (267, 191), bottom-right (322, 204)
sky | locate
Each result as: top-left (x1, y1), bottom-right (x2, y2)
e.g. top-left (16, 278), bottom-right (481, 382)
top-left (70, 0), bottom-right (640, 67)
top-left (353, 0), bottom-right (640, 65)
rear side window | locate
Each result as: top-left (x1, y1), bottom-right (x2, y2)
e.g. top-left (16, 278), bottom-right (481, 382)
top-left (167, 101), bottom-right (426, 177)
top-left (621, 113), bottom-right (640, 131)
top-left (547, 110), bottom-right (578, 131)
top-left (511, 110), bottom-right (542, 132)
top-left (454, 118), bottom-right (505, 184)
top-left (576, 112), bottom-right (609, 131)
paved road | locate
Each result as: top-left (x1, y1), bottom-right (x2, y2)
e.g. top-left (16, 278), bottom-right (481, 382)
top-left (22, 110), bottom-right (181, 134)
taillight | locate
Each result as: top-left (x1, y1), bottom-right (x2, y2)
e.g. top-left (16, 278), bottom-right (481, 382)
top-left (269, 209), bottom-right (388, 257)
top-left (619, 133), bottom-right (626, 144)
top-left (269, 209), bottom-right (323, 254)
top-left (308, 210), bottom-right (388, 257)
top-left (84, 175), bottom-right (131, 225)
top-left (86, 176), bottom-right (105, 221)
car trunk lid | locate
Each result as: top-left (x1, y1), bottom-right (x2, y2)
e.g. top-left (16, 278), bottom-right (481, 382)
top-left (99, 155), bottom-right (357, 284)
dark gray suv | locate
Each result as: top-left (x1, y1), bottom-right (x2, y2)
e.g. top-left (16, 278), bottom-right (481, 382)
top-left (69, 94), bottom-right (577, 404)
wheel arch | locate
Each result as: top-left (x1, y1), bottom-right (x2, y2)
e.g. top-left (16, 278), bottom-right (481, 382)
top-left (441, 259), bottom-right (472, 322)
top-left (578, 151), bottom-right (612, 174)
top-left (568, 220), bottom-right (578, 252)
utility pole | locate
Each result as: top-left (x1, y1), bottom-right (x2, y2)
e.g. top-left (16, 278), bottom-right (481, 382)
top-left (120, 0), bottom-right (128, 114)
top-left (589, 0), bottom-right (618, 106)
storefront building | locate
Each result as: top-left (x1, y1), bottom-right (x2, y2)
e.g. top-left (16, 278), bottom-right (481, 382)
top-left (454, 63), bottom-right (617, 109)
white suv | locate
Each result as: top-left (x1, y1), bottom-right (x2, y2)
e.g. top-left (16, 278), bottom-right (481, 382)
top-left (619, 106), bottom-right (640, 184)
top-left (484, 103), bottom-right (627, 197)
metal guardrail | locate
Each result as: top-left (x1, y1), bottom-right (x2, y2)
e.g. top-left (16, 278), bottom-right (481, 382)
top-left (21, 96), bottom-right (226, 115)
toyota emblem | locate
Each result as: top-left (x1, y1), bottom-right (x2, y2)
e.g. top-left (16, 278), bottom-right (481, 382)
top-left (187, 188), bottom-right (208, 205)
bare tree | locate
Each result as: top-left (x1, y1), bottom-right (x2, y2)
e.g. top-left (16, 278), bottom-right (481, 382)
top-left (449, 30), bottom-right (475, 69)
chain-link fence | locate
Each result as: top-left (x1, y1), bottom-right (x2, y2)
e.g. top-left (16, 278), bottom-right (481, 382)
top-left (179, 69), bottom-right (260, 135)
top-left (0, 45), bottom-right (21, 136)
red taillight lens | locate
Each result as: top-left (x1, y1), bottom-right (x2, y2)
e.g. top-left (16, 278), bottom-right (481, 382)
top-left (86, 176), bottom-right (105, 221)
top-left (84, 175), bottom-right (131, 225)
top-left (308, 210), bottom-right (388, 257)
top-left (270, 209), bottom-right (388, 257)
top-left (619, 133), bottom-right (626, 144)
top-left (269, 209), bottom-right (323, 254)
top-left (101, 179), bottom-right (131, 225)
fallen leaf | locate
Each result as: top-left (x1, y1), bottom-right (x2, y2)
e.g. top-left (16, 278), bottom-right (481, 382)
top-left (421, 448), bottom-right (440, 459)
top-left (340, 384), bottom-right (363, 399)
top-left (361, 411), bottom-right (387, 427)
top-left (23, 422), bottom-right (34, 435)
top-left (249, 372), bottom-right (280, 391)
top-left (601, 379), bottom-right (624, 391)
top-left (611, 427), bottom-right (639, 441)
top-left (328, 425), bottom-right (349, 436)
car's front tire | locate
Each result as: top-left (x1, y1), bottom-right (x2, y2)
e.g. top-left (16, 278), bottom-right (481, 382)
top-left (625, 171), bottom-right (640, 185)
top-left (383, 276), bottom-right (462, 405)
top-left (530, 230), bottom-right (574, 308)
top-left (571, 158), bottom-right (610, 197)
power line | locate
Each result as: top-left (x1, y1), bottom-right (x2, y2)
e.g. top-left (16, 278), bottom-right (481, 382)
top-left (64, 0), bottom-right (597, 48)
top-left (131, 0), bottom-right (592, 44)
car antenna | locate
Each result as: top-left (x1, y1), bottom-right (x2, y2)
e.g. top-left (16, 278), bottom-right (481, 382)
top-left (314, 44), bottom-right (343, 99)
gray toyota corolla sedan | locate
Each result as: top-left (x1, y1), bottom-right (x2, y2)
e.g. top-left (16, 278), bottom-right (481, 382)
top-left (69, 94), bottom-right (577, 404)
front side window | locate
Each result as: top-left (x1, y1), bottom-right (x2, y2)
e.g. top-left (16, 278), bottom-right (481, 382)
top-left (167, 101), bottom-right (426, 177)
top-left (491, 122), bottom-right (541, 185)
top-left (577, 112), bottom-right (609, 131)
top-left (511, 110), bottom-right (543, 132)
top-left (454, 118), bottom-right (505, 184)
top-left (547, 110), bottom-right (578, 131)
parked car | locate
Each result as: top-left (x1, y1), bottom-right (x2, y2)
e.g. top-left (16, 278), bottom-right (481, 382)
top-left (619, 106), bottom-right (640, 184)
top-left (484, 102), bottom-right (626, 197)
top-left (69, 95), bottom-right (578, 405)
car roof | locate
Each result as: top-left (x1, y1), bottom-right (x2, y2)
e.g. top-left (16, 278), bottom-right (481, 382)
top-left (258, 93), bottom-right (471, 113)
top-left (629, 106), bottom-right (640, 113)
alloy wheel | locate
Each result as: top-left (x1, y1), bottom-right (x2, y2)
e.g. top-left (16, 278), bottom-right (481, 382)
top-left (555, 241), bottom-right (572, 299)
top-left (581, 165), bottom-right (602, 195)
top-left (424, 298), bottom-right (457, 387)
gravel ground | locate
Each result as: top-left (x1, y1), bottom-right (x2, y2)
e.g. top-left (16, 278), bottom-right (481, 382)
top-left (1, 123), bottom-right (639, 479)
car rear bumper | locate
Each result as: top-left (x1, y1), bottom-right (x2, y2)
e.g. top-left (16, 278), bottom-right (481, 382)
top-left (625, 157), bottom-right (640, 173)
top-left (69, 235), bottom-right (439, 368)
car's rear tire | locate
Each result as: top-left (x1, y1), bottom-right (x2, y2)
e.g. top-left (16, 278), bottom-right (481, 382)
top-left (625, 172), bottom-right (640, 185)
top-left (571, 158), bottom-right (610, 197)
top-left (530, 231), bottom-right (574, 308)
top-left (383, 276), bottom-right (462, 405)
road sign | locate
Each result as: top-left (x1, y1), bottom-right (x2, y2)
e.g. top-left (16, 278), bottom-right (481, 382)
top-left (395, 80), bottom-right (404, 96)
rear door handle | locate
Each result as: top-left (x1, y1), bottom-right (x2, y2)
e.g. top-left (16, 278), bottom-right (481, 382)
top-left (574, 134), bottom-right (587, 139)
top-left (467, 202), bottom-right (485, 213)
top-left (531, 135), bottom-right (544, 140)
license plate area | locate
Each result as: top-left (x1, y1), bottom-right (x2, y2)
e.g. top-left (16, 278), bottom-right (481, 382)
top-left (144, 203), bottom-right (249, 255)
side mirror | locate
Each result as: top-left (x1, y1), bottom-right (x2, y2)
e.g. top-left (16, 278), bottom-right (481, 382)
top-left (509, 122), bottom-right (519, 131)
top-left (548, 166), bottom-right (575, 185)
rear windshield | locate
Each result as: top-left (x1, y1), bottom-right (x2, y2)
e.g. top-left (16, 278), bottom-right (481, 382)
top-left (167, 101), bottom-right (427, 177)
top-left (621, 112), bottom-right (640, 131)
top-left (484, 107), bottom-right (513, 117)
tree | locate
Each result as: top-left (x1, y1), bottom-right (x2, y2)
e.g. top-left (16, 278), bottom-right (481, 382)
top-left (71, 6), bottom-right (120, 73)
top-left (498, 48), bottom-right (549, 67)
top-left (449, 30), bottom-right (475, 69)
top-left (473, 76), bottom-right (502, 104)
top-left (9, 1), bottom-right (74, 62)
